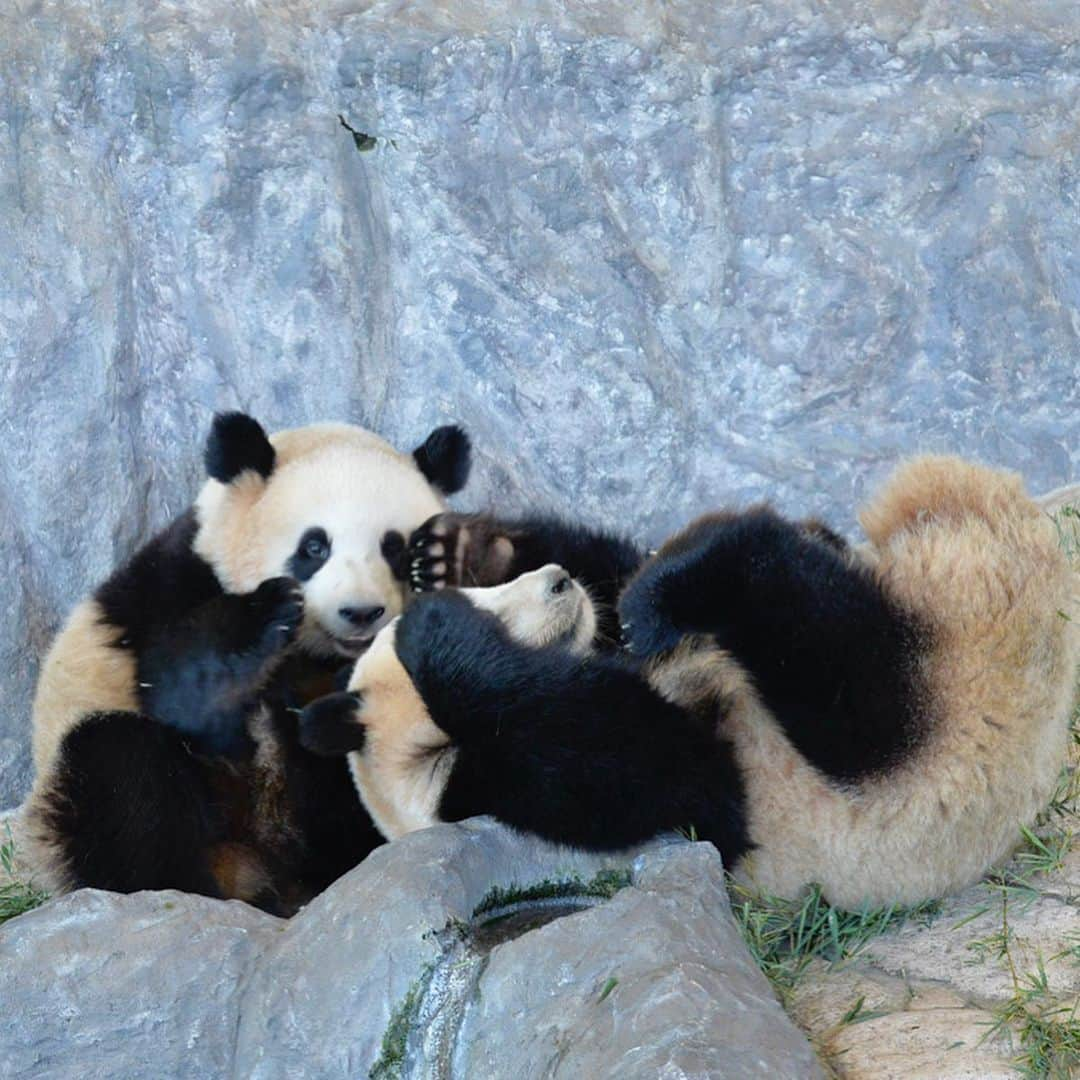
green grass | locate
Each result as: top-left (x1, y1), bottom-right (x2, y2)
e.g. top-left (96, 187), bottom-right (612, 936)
top-left (472, 868), bottom-right (631, 919)
top-left (368, 966), bottom-right (433, 1080)
top-left (1050, 503), bottom-right (1079, 563)
top-left (979, 665), bottom-right (1079, 1076)
top-left (978, 909), bottom-right (1080, 1079)
top-left (0, 827), bottom-right (48, 926)
top-left (728, 880), bottom-right (940, 1001)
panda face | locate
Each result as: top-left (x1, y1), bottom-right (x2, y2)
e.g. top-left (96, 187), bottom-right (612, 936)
top-left (303, 566), bottom-right (596, 838)
top-left (261, 457), bottom-right (445, 659)
top-left (459, 564), bottom-right (597, 654)
top-left (194, 422), bottom-right (451, 659)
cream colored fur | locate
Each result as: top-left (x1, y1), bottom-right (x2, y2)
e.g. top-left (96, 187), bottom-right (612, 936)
top-left (342, 627), bottom-right (457, 840)
top-left (30, 599), bottom-right (138, 775)
top-left (716, 456), bottom-right (1078, 907)
top-left (461, 565), bottom-right (596, 653)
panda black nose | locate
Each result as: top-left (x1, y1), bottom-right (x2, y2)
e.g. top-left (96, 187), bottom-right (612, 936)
top-left (339, 604), bottom-right (386, 628)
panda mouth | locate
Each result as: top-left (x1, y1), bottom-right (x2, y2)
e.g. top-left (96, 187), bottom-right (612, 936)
top-left (330, 633), bottom-right (376, 659)
top-left (303, 623), bottom-right (376, 659)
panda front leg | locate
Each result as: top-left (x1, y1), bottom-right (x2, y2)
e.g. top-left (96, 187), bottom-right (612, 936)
top-left (138, 576), bottom-right (304, 755)
top-left (618, 506), bottom-right (879, 662)
top-left (618, 506), bottom-right (922, 783)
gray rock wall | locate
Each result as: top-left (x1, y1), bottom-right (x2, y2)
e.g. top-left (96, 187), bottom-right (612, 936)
top-left (2, 0), bottom-right (1078, 805)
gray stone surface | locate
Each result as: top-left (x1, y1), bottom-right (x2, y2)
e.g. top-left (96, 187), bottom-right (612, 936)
top-left (2, 0), bottom-right (1079, 810)
top-left (456, 842), bottom-right (815, 1079)
top-left (0, 817), bottom-right (820, 1079)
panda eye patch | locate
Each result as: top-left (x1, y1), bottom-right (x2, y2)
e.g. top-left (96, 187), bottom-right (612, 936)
top-left (381, 530), bottom-right (408, 581)
top-left (302, 531), bottom-right (330, 560)
top-left (289, 527), bottom-right (331, 581)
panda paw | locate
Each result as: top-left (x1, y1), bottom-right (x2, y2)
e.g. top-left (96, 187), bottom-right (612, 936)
top-left (407, 513), bottom-right (516, 592)
top-left (616, 581), bottom-right (683, 660)
top-left (246, 576), bottom-right (305, 654)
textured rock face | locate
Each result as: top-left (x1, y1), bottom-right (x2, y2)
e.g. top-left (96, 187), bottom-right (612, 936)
top-left (0, 818), bottom-right (822, 1079)
top-left (1, 2), bottom-right (1078, 809)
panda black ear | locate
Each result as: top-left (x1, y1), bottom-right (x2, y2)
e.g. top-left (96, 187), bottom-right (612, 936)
top-left (204, 412), bottom-right (276, 483)
top-left (299, 692), bottom-right (367, 756)
top-left (413, 425), bottom-right (471, 495)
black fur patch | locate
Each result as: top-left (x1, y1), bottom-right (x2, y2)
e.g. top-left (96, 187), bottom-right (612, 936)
top-left (380, 529), bottom-right (408, 581)
top-left (287, 526), bottom-right (331, 582)
top-left (135, 576), bottom-right (305, 756)
top-left (96, 509), bottom-right (224, 651)
top-left (204, 411), bottom-right (276, 483)
top-left (412, 425), bottom-right (471, 495)
top-left (97, 508), bottom-right (305, 755)
top-left (255, 697), bottom-right (384, 896)
top-left (42, 707), bottom-right (382, 909)
top-left (394, 592), bottom-right (750, 857)
top-left (42, 712), bottom-right (226, 895)
top-left (299, 692), bottom-right (367, 756)
top-left (619, 507), bottom-right (929, 783)
top-left (95, 506), bottom-right (300, 753)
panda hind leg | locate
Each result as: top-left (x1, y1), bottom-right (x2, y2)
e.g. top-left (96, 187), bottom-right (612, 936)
top-left (28, 711), bottom-right (227, 899)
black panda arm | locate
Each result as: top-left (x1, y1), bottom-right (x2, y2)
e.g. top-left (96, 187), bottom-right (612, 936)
top-left (393, 590), bottom-right (555, 738)
top-left (94, 511), bottom-right (304, 756)
top-left (408, 513), bottom-right (643, 645)
top-left (137, 577), bottom-right (305, 756)
top-left (618, 508), bottom-right (925, 782)
top-left (393, 592), bottom-right (750, 856)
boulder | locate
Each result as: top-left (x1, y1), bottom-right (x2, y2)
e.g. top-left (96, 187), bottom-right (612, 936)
top-left (0, 817), bottom-right (821, 1078)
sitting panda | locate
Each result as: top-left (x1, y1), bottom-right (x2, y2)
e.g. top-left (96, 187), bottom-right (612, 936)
top-left (300, 456), bottom-right (1079, 908)
top-left (26, 412), bottom-right (471, 914)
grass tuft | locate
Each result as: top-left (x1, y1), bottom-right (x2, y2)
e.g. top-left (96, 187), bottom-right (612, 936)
top-left (1050, 503), bottom-right (1080, 564)
top-left (980, 919), bottom-right (1080, 1079)
top-left (472, 868), bottom-right (631, 919)
top-left (369, 965), bottom-right (433, 1080)
top-left (728, 879), bottom-right (940, 1001)
top-left (0, 827), bottom-right (48, 927)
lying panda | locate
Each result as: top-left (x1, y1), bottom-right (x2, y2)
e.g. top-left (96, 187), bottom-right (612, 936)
top-left (26, 412), bottom-right (471, 913)
top-left (301, 456), bottom-right (1079, 908)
